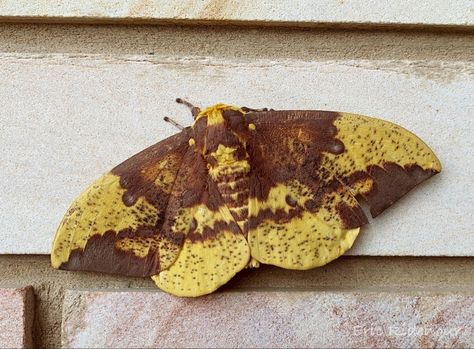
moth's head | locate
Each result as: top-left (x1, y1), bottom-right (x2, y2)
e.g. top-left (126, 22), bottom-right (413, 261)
top-left (193, 104), bottom-right (244, 126)
top-left (191, 103), bottom-right (251, 154)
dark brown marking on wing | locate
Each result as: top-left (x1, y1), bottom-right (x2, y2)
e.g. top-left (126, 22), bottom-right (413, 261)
top-left (247, 110), bottom-right (440, 221)
top-left (59, 130), bottom-right (196, 276)
top-left (187, 220), bottom-right (242, 243)
top-left (363, 163), bottom-right (438, 217)
top-left (191, 117), bottom-right (207, 151)
top-left (246, 111), bottom-right (367, 230)
top-left (61, 228), bottom-right (180, 277)
top-left (249, 207), bottom-right (306, 230)
top-left (336, 202), bottom-right (368, 229)
top-left (247, 110), bottom-right (342, 202)
top-left (112, 130), bottom-right (191, 210)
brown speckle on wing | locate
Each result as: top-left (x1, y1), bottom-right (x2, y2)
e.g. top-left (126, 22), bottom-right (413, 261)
top-left (322, 112), bottom-right (441, 217)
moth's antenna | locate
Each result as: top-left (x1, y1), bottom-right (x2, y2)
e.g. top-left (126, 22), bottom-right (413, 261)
top-left (176, 98), bottom-right (201, 119)
top-left (163, 116), bottom-right (185, 131)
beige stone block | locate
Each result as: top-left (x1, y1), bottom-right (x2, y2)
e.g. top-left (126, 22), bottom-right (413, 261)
top-left (0, 54), bottom-right (472, 255)
top-left (0, 287), bottom-right (34, 348)
top-left (0, 0), bottom-right (472, 27)
top-left (62, 290), bottom-right (474, 348)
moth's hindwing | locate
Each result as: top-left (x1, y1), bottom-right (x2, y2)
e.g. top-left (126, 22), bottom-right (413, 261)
top-left (151, 149), bottom-right (250, 297)
top-left (246, 110), bottom-right (441, 269)
top-left (51, 131), bottom-right (191, 277)
top-left (248, 171), bottom-right (363, 270)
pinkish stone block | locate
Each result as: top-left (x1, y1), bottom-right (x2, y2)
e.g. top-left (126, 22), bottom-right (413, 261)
top-left (62, 290), bottom-right (474, 348)
top-left (0, 287), bottom-right (34, 348)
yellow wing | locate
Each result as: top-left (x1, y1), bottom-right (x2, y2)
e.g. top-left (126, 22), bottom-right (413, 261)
top-left (321, 112), bottom-right (441, 216)
top-left (51, 131), bottom-right (191, 276)
top-left (151, 150), bottom-right (250, 297)
top-left (246, 110), bottom-right (441, 269)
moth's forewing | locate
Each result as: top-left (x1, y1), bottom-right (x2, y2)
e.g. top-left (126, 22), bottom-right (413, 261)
top-left (51, 131), bottom-right (191, 277)
top-left (321, 112), bottom-right (441, 217)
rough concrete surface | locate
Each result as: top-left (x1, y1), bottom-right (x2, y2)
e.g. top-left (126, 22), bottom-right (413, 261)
top-left (0, 287), bottom-right (34, 348)
top-left (62, 290), bottom-right (474, 348)
top-left (1, 23), bottom-right (473, 61)
top-left (1, 255), bottom-right (474, 348)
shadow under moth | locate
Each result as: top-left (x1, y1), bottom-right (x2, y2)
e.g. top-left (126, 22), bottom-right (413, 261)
top-left (51, 99), bottom-right (441, 297)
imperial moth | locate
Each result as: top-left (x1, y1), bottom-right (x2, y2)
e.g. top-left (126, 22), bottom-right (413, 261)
top-left (51, 100), bottom-right (441, 297)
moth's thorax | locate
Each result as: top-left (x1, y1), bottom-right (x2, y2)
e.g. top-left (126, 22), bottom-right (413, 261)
top-left (191, 103), bottom-right (251, 230)
top-left (207, 144), bottom-right (250, 181)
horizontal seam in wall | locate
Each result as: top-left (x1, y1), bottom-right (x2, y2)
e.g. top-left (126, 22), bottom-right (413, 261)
top-left (0, 17), bottom-right (473, 33)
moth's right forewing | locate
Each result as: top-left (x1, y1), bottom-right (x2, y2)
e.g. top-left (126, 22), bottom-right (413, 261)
top-left (51, 130), bottom-right (191, 277)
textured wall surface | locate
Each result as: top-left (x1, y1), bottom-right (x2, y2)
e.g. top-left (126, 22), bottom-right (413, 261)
top-left (2, 255), bottom-right (474, 348)
top-left (0, 0), bottom-right (472, 27)
top-left (62, 290), bottom-right (474, 348)
top-left (0, 3), bottom-right (473, 347)
top-left (0, 287), bottom-right (34, 348)
top-left (1, 54), bottom-right (472, 255)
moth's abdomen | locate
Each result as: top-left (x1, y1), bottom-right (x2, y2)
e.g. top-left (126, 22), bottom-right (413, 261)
top-left (208, 144), bottom-right (250, 231)
top-left (217, 172), bottom-right (250, 231)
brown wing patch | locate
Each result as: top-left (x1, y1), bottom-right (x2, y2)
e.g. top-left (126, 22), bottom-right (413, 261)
top-left (51, 131), bottom-right (191, 277)
top-left (248, 169), bottom-right (363, 269)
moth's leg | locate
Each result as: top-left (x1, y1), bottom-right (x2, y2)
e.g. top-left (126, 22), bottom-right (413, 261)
top-left (176, 98), bottom-right (201, 118)
top-left (244, 257), bottom-right (260, 269)
top-left (163, 116), bottom-right (185, 130)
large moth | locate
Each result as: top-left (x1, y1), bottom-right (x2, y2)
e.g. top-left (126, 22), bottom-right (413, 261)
top-left (51, 100), bottom-right (441, 297)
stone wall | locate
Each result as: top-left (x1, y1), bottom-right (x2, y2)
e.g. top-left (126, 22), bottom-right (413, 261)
top-left (0, 2), bottom-right (473, 347)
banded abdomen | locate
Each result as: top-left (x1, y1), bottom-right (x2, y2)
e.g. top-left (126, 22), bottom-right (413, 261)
top-left (216, 170), bottom-right (250, 231)
top-left (207, 144), bottom-right (250, 232)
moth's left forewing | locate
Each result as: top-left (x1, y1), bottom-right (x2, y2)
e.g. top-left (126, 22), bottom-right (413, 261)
top-left (321, 112), bottom-right (442, 217)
